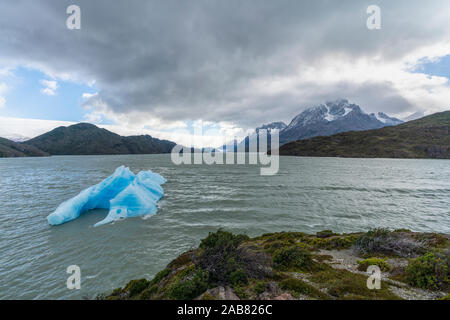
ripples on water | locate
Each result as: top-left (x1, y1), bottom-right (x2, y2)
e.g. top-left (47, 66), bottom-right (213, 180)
top-left (0, 155), bottom-right (449, 299)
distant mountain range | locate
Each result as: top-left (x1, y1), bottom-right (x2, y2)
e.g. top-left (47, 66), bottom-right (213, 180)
top-left (0, 123), bottom-right (176, 157)
top-left (0, 100), bottom-right (447, 159)
top-left (279, 111), bottom-right (450, 159)
top-left (223, 99), bottom-right (403, 151)
top-left (265, 99), bottom-right (403, 145)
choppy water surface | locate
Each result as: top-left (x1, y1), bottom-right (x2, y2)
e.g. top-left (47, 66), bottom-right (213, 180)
top-left (0, 155), bottom-right (449, 299)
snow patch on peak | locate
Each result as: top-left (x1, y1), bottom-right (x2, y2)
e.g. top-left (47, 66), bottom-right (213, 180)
top-left (324, 105), bottom-right (335, 121)
top-left (374, 113), bottom-right (387, 123)
top-left (322, 100), bottom-right (358, 122)
top-left (370, 112), bottom-right (403, 126)
top-left (343, 107), bottom-right (353, 116)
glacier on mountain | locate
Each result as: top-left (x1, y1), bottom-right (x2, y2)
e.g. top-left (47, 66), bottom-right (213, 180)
top-left (370, 112), bottom-right (403, 125)
top-left (47, 166), bottom-right (166, 227)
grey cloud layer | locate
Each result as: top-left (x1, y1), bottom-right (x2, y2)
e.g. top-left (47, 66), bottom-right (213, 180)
top-left (0, 0), bottom-right (448, 127)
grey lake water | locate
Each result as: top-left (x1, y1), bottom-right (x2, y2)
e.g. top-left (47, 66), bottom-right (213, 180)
top-left (0, 155), bottom-right (449, 299)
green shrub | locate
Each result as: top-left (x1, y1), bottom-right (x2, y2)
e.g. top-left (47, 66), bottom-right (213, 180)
top-left (167, 268), bottom-right (210, 300)
top-left (233, 285), bottom-right (249, 299)
top-left (272, 246), bottom-right (314, 271)
top-left (125, 279), bottom-right (150, 297)
top-left (394, 229), bottom-right (411, 233)
top-left (327, 236), bottom-right (357, 249)
top-left (200, 229), bottom-right (249, 250)
top-left (196, 229), bottom-right (250, 285)
top-left (357, 258), bottom-right (392, 272)
top-left (229, 268), bottom-right (248, 286)
top-left (405, 252), bottom-right (449, 291)
top-left (306, 235), bottom-right (356, 250)
top-left (257, 232), bottom-right (305, 243)
top-left (263, 240), bottom-right (291, 253)
top-left (150, 268), bottom-right (170, 286)
top-left (139, 285), bottom-right (158, 299)
top-left (253, 281), bottom-right (268, 295)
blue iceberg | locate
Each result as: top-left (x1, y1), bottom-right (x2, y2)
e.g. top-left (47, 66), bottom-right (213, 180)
top-left (47, 166), bottom-right (166, 227)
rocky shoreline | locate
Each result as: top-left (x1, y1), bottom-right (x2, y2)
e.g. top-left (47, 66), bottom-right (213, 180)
top-left (101, 228), bottom-right (449, 300)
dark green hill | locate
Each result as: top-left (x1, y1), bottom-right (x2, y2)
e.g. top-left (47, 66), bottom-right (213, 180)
top-left (0, 137), bottom-right (49, 157)
top-left (24, 123), bottom-right (176, 155)
top-left (122, 135), bottom-right (176, 154)
top-left (279, 111), bottom-right (450, 159)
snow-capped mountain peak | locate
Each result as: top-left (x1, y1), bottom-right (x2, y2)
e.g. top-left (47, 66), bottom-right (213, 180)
top-left (369, 112), bottom-right (403, 126)
top-left (286, 99), bottom-right (360, 129)
top-left (279, 99), bottom-right (404, 144)
top-left (234, 99), bottom-right (404, 148)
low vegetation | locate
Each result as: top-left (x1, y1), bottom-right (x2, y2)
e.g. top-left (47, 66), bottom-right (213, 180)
top-left (272, 246), bottom-right (316, 271)
top-left (310, 267), bottom-right (400, 300)
top-left (102, 228), bottom-right (449, 300)
top-left (278, 278), bottom-right (329, 299)
top-left (195, 229), bottom-right (250, 286)
top-left (405, 252), bottom-right (449, 291)
top-left (166, 266), bottom-right (210, 300)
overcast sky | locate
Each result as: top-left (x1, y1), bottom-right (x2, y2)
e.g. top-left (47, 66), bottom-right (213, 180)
top-left (0, 0), bottom-right (449, 146)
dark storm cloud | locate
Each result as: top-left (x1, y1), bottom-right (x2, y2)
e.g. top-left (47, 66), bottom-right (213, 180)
top-left (0, 0), bottom-right (448, 127)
